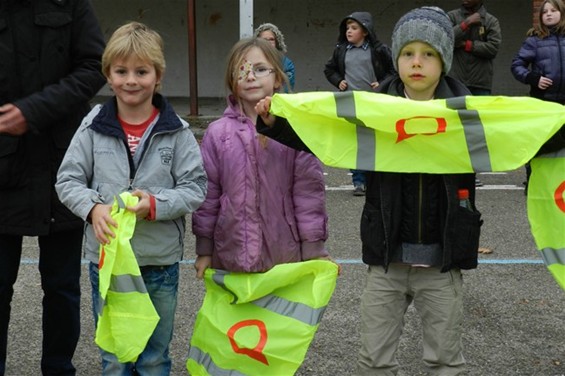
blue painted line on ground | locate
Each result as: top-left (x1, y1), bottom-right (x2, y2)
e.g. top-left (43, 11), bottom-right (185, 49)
top-left (19, 258), bottom-right (545, 265)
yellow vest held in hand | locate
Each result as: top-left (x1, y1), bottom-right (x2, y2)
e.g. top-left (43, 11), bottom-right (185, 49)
top-left (270, 92), bottom-right (565, 173)
top-left (187, 260), bottom-right (339, 376)
top-left (95, 192), bottom-right (160, 363)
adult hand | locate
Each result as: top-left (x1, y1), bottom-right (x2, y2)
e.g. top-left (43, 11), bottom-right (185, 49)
top-left (255, 96), bottom-right (275, 127)
top-left (538, 76), bottom-right (553, 90)
top-left (370, 81), bottom-right (380, 90)
top-left (0, 104), bottom-right (28, 135)
top-left (338, 80), bottom-right (348, 91)
top-left (194, 255), bottom-right (212, 279)
top-left (89, 204), bottom-right (117, 245)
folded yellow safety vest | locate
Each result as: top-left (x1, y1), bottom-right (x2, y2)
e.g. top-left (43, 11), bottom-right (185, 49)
top-left (95, 192), bottom-right (160, 363)
top-left (187, 260), bottom-right (339, 375)
top-left (527, 149), bottom-right (565, 290)
top-left (270, 91), bottom-right (565, 290)
top-left (269, 92), bottom-right (565, 173)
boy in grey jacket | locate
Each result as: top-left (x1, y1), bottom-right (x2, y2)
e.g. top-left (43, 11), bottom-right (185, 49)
top-left (56, 22), bottom-right (206, 375)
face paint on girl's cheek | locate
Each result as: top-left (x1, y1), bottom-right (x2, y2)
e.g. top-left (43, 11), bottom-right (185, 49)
top-left (238, 60), bottom-right (254, 81)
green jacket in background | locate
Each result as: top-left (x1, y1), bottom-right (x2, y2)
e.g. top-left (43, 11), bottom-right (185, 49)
top-left (448, 4), bottom-right (502, 91)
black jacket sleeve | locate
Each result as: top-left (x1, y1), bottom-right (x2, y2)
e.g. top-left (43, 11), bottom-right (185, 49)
top-left (537, 125), bottom-right (565, 155)
top-left (256, 116), bottom-right (312, 153)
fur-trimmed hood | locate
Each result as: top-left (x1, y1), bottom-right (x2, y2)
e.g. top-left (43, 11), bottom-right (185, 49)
top-left (254, 23), bottom-right (288, 53)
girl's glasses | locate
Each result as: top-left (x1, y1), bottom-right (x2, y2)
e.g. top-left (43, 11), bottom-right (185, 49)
top-left (237, 66), bottom-right (275, 81)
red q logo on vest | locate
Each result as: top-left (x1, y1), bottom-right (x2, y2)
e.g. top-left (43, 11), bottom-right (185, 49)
top-left (555, 181), bottom-right (565, 213)
top-left (396, 116), bottom-right (447, 143)
top-left (227, 319), bottom-right (269, 365)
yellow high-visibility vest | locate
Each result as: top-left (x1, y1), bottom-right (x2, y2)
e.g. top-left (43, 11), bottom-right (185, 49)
top-left (269, 92), bottom-right (565, 173)
top-left (95, 192), bottom-right (160, 363)
top-left (186, 260), bottom-right (339, 376)
top-left (527, 148), bottom-right (565, 290)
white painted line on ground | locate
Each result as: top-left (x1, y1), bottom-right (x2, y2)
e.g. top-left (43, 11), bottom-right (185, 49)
top-left (19, 258), bottom-right (544, 265)
top-left (325, 185), bottom-right (525, 191)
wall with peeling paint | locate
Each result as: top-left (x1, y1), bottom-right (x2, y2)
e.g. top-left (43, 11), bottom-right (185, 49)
top-left (93, 0), bottom-right (533, 98)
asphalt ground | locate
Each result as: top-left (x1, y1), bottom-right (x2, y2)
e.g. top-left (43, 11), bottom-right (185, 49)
top-left (6, 163), bottom-right (565, 376)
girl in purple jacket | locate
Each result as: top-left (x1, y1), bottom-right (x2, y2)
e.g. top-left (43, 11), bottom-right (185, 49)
top-left (192, 38), bottom-right (329, 275)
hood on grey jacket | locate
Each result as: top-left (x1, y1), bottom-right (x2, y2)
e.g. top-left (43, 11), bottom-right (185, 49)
top-left (337, 11), bottom-right (381, 46)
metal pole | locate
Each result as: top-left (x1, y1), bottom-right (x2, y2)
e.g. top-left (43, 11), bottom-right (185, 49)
top-left (239, 0), bottom-right (253, 38)
top-left (187, 0), bottom-right (198, 116)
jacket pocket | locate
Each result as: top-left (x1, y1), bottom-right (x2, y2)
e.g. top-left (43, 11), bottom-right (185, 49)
top-left (360, 201), bottom-right (386, 258)
top-left (0, 135), bottom-right (27, 189)
top-left (449, 206), bottom-right (483, 266)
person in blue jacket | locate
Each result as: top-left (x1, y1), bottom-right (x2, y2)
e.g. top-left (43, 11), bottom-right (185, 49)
top-left (255, 23), bottom-right (295, 92)
top-left (511, 0), bottom-right (565, 190)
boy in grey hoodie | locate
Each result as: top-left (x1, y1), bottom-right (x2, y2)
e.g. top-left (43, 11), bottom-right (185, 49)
top-left (324, 11), bottom-right (394, 196)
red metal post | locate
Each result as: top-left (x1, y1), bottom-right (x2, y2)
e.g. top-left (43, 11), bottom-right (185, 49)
top-left (187, 0), bottom-right (198, 116)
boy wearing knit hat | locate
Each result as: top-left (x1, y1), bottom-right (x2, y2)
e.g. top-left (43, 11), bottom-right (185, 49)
top-left (254, 6), bottom-right (482, 376)
top-left (355, 7), bottom-right (480, 376)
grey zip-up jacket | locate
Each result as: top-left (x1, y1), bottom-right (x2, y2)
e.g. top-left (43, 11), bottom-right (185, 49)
top-left (56, 94), bottom-right (207, 265)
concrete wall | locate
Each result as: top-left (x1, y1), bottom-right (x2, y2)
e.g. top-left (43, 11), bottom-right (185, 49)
top-left (92, 0), bottom-right (533, 98)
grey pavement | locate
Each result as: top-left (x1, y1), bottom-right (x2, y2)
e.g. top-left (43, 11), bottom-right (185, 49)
top-left (5, 118), bottom-right (565, 375)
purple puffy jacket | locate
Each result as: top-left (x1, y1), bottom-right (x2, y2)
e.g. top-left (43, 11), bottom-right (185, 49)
top-left (192, 96), bottom-right (328, 272)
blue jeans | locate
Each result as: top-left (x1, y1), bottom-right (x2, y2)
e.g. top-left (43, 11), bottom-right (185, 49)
top-left (89, 262), bottom-right (179, 376)
top-left (351, 169), bottom-right (366, 187)
top-left (0, 229), bottom-right (82, 376)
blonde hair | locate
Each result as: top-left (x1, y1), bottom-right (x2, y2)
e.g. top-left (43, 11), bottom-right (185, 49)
top-left (224, 37), bottom-right (288, 103)
top-left (102, 22), bottom-right (166, 91)
top-left (528, 0), bottom-right (565, 37)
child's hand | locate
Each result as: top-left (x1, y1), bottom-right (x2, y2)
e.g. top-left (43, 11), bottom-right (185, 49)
top-left (314, 255), bottom-right (342, 276)
top-left (127, 189), bottom-right (151, 220)
top-left (90, 204), bottom-right (117, 245)
top-left (538, 76), bottom-right (553, 90)
top-left (339, 80), bottom-right (348, 91)
top-left (370, 81), bottom-right (380, 90)
top-left (194, 255), bottom-right (212, 279)
top-left (465, 12), bottom-right (481, 26)
top-left (255, 96), bottom-right (275, 127)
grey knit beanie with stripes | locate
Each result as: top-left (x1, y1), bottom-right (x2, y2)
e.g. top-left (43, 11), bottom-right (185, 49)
top-left (391, 6), bottom-right (454, 73)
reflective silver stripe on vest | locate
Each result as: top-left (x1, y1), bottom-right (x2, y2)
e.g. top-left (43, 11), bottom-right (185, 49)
top-left (98, 273), bottom-right (148, 315)
top-left (334, 92), bottom-right (376, 171)
top-left (188, 345), bottom-right (247, 376)
top-left (213, 270), bottom-right (327, 325)
top-left (252, 294), bottom-right (326, 326)
top-left (540, 247), bottom-right (565, 266)
top-left (110, 274), bottom-right (148, 294)
top-left (446, 96), bottom-right (492, 172)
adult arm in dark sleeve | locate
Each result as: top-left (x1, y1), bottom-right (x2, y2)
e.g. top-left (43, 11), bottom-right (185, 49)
top-left (256, 115), bottom-right (312, 153)
top-left (537, 126), bottom-right (565, 155)
top-left (14, 0), bottom-right (106, 133)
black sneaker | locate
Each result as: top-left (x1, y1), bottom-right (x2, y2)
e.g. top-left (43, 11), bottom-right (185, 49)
top-left (353, 184), bottom-right (366, 196)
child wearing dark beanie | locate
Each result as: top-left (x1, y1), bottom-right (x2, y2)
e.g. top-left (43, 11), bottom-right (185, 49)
top-left (254, 6), bottom-right (483, 375)
top-left (354, 6), bottom-right (481, 375)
